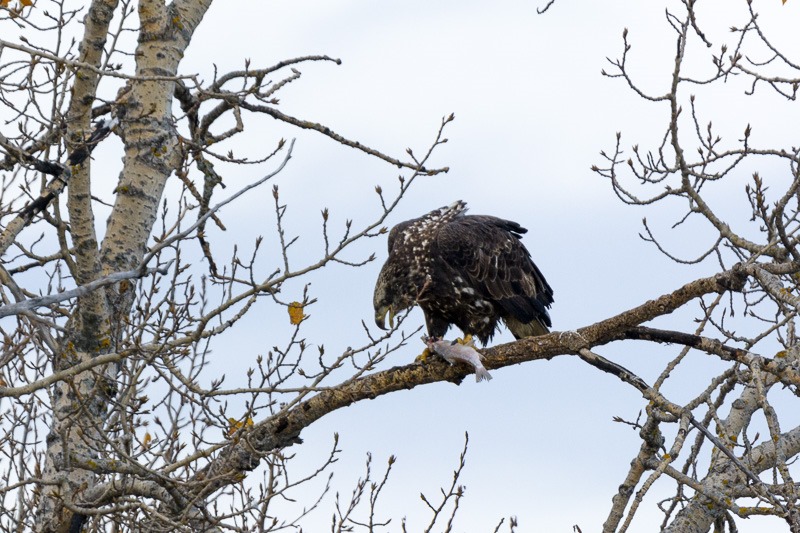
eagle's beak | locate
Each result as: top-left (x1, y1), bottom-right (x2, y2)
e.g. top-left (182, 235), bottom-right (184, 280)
top-left (375, 305), bottom-right (395, 330)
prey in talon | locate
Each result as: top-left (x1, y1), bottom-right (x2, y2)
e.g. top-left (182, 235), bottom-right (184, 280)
top-left (423, 335), bottom-right (493, 382)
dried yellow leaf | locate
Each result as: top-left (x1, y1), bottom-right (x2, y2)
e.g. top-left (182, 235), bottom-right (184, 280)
top-left (227, 418), bottom-right (242, 437)
top-left (20, 0), bottom-right (33, 6)
top-left (288, 301), bottom-right (306, 325)
top-left (0, 0), bottom-right (10, 7)
top-left (226, 416), bottom-right (254, 437)
top-left (142, 432), bottom-right (152, 448)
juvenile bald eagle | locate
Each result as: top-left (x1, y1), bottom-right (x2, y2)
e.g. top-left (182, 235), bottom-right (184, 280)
top-left (373, 201), bottom-right (553, 345)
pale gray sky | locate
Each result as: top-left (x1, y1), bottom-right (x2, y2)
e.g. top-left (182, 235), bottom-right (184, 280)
top-left (7, 0), bottom-right (800, 530)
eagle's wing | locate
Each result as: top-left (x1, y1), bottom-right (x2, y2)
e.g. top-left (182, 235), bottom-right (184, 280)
top-left (435, 215), bottom-right (553, 331)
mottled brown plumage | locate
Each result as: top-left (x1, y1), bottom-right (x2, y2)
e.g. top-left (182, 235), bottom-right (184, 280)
top-left (373, 201), bottom-right (553, 344)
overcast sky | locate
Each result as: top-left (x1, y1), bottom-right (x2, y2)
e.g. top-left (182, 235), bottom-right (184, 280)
top-left (6, 0), bottom-right (800, 530)
top-left (163, 1), bottom-right (800, 531)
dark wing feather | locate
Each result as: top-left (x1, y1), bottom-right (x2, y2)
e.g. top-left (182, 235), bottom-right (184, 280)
top-left (435, 215), bottom-right (553, 327)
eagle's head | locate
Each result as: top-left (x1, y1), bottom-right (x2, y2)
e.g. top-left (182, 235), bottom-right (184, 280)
top-left (373, 261), bottom-right (417, 330)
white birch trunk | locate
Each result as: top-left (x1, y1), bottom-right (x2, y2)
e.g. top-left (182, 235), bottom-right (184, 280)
top-left (35, 1), bottom-right (212, 530)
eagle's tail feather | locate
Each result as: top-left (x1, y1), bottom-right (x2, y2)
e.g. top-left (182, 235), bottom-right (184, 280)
top-left (505, 317), bottom-right (550, 339)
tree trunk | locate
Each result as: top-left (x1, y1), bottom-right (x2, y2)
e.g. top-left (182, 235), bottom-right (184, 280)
top-left (35, 1), bottom-right (212, 530)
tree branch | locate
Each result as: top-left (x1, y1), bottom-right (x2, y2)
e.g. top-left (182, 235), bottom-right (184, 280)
top-left (177, 264), bottom-right (752, 508)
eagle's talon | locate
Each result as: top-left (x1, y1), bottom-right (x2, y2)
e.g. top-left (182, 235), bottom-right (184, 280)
top-left (415, 347), bottom-right (433, 363)
top-left (455, 334), bottom-right (473, 346)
